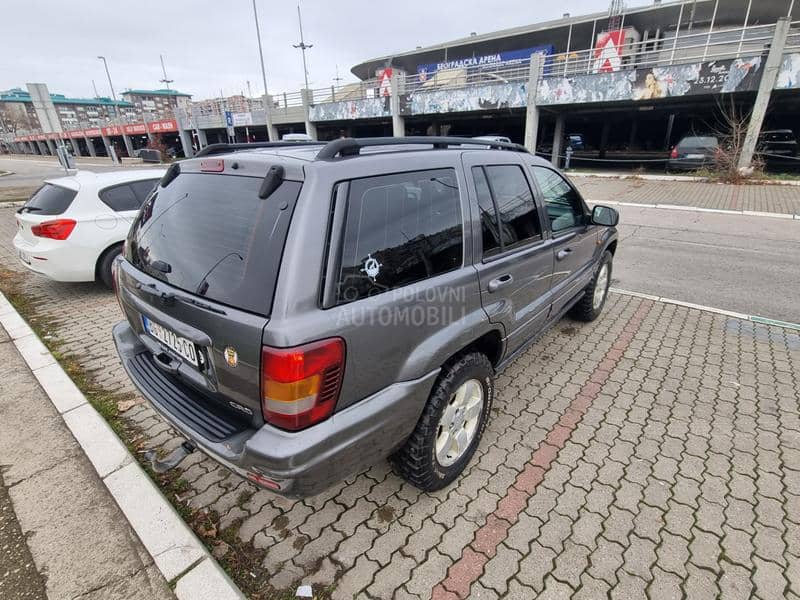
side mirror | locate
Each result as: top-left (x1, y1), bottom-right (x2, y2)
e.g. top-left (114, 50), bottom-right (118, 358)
top-left (591, 205), bottom-right (619, 227)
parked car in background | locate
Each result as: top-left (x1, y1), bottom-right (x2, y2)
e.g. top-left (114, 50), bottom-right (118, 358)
top-left (667, 135), bottom-right (720, 171)
top-left (282, 133), bottom-right (314, 142)
top-left (566, 134), bottom-right (586, 151)
top-left (13, 169), bottom-right (164, 288)
top-left (112, 137), bottom-right (619, 497)
top-left (758, 129), bottom-right (798, 157)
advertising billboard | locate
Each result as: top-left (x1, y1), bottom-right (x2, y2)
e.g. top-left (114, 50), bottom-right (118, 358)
top-left (415, 46), bottom-right (554, 82)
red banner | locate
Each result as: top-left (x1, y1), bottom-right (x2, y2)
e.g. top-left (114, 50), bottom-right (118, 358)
top-left (123, 123), bottom-right (147, 135)
top-left (16, 118), bottom-right (180, 142)
top-left (147, 119), bottom-right (178, 133)
top-left (102, 125), bottom-right (124, 136)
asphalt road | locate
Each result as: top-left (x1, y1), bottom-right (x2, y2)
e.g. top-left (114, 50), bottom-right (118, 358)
top-left (0, 155), bottom-right (149, 190)
top-left (613, 204), bottom-right (800, 323)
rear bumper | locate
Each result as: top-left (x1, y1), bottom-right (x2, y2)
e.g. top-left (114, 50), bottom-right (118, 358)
top-left (113, 320), bottom-right (438, 497)
top-left (13, 233), bottom-right (96, 282)
top-left (666, 158), bottom-right (710, 171)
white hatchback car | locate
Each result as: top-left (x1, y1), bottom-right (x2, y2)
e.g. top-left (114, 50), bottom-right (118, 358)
top-left (13, 169), bottom-right (165, 288)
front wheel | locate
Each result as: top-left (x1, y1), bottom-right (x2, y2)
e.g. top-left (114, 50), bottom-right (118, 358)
top-left (570, 250), bottom-right (612, 322)
top-left (392, 353), bottom-right (494, 491)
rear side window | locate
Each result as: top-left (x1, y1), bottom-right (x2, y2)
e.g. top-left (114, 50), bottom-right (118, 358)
top-left (127, 174), bottom-right (301, 316)
top-left (336, 168), bottom-right (463, 304)
top-left (100, 179), bottom-right (159, 212)
top-left (471, 165), bottom-right (542, 257)
top-left (679, 136), bottom-right (718, 148)
top-left (20, 184), bottom-right (77, 215)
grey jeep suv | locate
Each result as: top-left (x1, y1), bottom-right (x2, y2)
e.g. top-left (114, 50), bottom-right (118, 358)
top-left (112, 137), bottom-right (619, 497)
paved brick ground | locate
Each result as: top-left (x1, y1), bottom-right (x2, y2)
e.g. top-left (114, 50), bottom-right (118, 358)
top-left (574, 176), bottom-right (800, 216)
top-left (1, 203), bottom-right (799, 599)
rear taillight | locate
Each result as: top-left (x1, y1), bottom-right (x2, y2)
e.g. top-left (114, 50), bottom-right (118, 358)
top-left (261, 338), bottom-right (345, 431)
top-left (670, 147), bottom-right (678, 159)
top-left (31, 219), bottom-right (76, 240)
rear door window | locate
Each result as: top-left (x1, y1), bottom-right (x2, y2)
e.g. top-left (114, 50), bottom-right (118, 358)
top-left (127, 173), bottom-right (301, 316)
top-left (19, 184), bottom-right (77, 215)
top-left (99, 184), bottom-right (139, 212)
top-left (335, 168), bottom-right (463, 304)
top-left (471, 165), bottom-right (542, 257)
top-left (130, 179), bottom-right (160, 204)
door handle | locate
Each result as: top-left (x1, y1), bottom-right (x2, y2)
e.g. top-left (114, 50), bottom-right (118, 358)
top-left (487, 274), bottom-right (513, 293)
top-left (556, 248), bottom-right (573, 261)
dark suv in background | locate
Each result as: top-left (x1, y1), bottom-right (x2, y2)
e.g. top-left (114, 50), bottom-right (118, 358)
top-left (112, 137), bottom-right (619, 497)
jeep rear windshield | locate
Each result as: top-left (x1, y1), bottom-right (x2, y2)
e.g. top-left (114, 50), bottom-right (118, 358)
top-left (126, 173), bottom-right (300, 316)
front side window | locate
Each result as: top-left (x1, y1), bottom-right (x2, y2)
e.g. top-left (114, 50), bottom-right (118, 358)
top-left (531, 167), bottom-right (586, 233)
top-left (336, 168), bottom-right (463, 304)
top-left (471, 164), bottom-right (542, 257)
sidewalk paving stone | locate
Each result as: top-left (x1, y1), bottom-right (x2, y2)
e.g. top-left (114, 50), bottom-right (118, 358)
top-left (1, 199), bottom-right (799, 598)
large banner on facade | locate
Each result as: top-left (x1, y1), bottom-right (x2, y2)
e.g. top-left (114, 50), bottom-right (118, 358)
top-left (538, 56), bottom-right (763, 105)
top-left (415, 45), bottom-right (554, 83)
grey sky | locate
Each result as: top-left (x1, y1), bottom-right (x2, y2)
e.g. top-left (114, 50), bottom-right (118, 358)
top-left (2, 0), bottom-right (649, 101)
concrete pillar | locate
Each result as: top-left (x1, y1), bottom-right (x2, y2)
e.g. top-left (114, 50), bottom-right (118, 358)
top-left (37, 141), bottom-right (47, 155)
top-left (70, 138), bottom-right (83, 157)
top-left (739, 18), bottom-right (790, 170)
top-left (390, 72), bottom-right (406, 137)
top-left (599, 120), bottom-right (612, 159)
top-left (664, 114), bottom-right (676, 151)
top-left (101, 135), bottom-right (113, 158)
top-left (301, 89), bottom-right (318, 141)
top-left (122, 134), bottom-right (135, 158)
top-left (45, 139), bottom-right (56, 155)
top-left (628, 119), bottom-right (638, 150)
top-left (524, 54), bottom-right (544, 152)
top-left (196, 128), bottom-right (208, 149)
top-left (263, 94), bottom-right (278, 142)
top-left (84, 136), bottom-right (97, 157)
top-left (551, 114), bottom-right (566, 168)
top-left (178, 128), bottom-right (194, 158)
top-left (26, 141), bottom-right (35, 154)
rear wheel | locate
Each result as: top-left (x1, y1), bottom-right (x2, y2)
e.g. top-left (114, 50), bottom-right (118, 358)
top-left (97, 244), bottom-right (122, 289)
top-left (392, 353), bottom-right (494, 491)
top-left (570, 250), bottom-right (612, 322)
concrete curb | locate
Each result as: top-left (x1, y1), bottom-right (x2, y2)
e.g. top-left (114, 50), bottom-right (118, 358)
top-left (0, 292), bottom-right (244, 600)
top-left (609, 287), bottom-right (800, 331)
top-left (571, 171), bottom-right (800, 187)
top-left (570, 171), bottom-right (709, 183)
top-left (589, 198), bottom-right (800, 220)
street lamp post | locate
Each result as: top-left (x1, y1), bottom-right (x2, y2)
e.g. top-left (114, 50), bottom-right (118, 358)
top-left (252, 0), bottom-right (277, 141)
top-left (97, 56), bottom-right (118, 120)
top-left (293, 4), bottom-right (313, 91)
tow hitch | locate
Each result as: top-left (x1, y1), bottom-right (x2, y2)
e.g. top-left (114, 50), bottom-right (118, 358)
top-left (144, 441), bottom-right (196, 473)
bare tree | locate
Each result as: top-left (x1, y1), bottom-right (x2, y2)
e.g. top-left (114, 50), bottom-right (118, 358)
top-left (708, 96), bottom-right (763, 183)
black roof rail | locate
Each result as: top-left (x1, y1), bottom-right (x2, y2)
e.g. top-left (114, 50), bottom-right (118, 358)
top-left (315, 136), bottom-right (529, 160)
top-left (194, 141), bottom-right (325, 158)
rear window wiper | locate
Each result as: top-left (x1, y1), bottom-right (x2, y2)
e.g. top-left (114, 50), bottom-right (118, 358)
top-left (177, 295), bottom-right (227, 315)
top-left (17, 206), bottom-right (43, 213)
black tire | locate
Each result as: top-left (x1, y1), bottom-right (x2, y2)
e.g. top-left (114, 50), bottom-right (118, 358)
top-left (570, 250), bottom-right (613, 322)
top-left (97, 244), bottom-right (122, 289)
top-left (392, 352), bottom-right (494, 491)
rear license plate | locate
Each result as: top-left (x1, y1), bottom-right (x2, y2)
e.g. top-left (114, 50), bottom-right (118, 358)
top-left (686, 154), bottom-right (705, 159)
top-left (18, 250), bottom-right (30, 265)
top-left (142, 316), bottom-right (199, 368)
